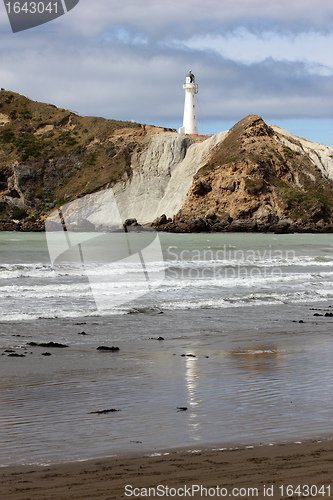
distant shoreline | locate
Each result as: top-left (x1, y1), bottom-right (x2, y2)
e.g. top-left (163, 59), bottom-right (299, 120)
top-left (1, 438), bottom-right (332, 499)
top-left (1, 220), bottom-right (333, 233)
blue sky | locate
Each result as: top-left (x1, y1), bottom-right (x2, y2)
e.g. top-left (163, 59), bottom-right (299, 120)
top-left (0, 0), bottom-right (332, 145)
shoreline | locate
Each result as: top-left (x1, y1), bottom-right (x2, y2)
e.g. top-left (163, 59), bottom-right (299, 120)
top-left (1, 219), bottom-right (333, 233)
top-left (1, 438), bottom-right (332, 499)
top-left (1, 226), bottom-right (333, 234)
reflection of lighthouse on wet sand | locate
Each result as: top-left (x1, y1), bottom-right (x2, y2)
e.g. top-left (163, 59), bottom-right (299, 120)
top-left (178, 71), bottom-right (198, 135)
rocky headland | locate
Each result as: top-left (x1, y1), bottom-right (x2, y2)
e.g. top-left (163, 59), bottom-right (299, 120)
top-left (1, 90), bottom-right (332, 233)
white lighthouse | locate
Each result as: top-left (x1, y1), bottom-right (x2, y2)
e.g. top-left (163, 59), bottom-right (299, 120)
top-left (178, 70), bottom-right (198, 135)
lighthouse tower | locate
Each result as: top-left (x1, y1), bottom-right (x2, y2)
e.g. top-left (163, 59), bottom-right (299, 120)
top-left (178, 71), bottom-right (198, 135)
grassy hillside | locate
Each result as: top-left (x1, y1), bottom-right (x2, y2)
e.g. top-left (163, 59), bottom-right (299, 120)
top-left (0, 90), bottom-right (166, 225)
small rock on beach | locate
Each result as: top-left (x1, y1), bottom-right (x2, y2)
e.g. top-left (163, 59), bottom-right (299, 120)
top-left (96, 346), bottom-right (120, 351)
top-left (27, 341), bottom-right (69, 348)
top-left (90, 409), bottom-right (121, 414)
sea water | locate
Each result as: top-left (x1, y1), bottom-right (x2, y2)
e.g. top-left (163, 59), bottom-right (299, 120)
top-left (0, 231), bottom-right (333, 465)
top-left (1, 231), bottom-right (333, 321)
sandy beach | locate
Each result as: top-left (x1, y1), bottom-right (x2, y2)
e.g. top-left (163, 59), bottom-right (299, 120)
top-left (1, 439), bottom-right (332, 499)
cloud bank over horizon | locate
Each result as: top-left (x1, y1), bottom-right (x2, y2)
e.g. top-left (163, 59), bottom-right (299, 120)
top-left (0, 0), bottom-right (332, 144)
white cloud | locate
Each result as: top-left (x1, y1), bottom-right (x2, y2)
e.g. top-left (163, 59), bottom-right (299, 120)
top-left (1, 39), bottom-right (331, 121)
top-left (182, 29), bottom-right (333, 75)
top-left (62, 0), bottom-right (333, 38)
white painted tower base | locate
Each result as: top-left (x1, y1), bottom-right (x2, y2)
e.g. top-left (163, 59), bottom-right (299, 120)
top-left (179, 71), bottom-right (198, 135)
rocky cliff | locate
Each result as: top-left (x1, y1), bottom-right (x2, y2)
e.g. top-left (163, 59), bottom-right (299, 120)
top-left (155, 115), bottom-right (333, 233)
top-left (0, 90), bottom-right (332, 232)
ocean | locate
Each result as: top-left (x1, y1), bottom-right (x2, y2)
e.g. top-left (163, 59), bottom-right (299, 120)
top-left (0, 231), bottom-right (333, 465)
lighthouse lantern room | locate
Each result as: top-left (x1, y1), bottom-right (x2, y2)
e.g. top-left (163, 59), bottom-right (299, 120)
top-left (178, 71), bottom-right (198, 135)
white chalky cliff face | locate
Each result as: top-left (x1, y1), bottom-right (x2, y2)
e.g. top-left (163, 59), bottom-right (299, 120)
top-left (113, 130), bottom-right (228, 223)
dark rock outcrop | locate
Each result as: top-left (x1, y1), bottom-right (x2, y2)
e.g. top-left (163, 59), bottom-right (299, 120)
top-left (27, 341), bottom-right (68, 348)
top-left (96, 346), bottom-right (120, 351)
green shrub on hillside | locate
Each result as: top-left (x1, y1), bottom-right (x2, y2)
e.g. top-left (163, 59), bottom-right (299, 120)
top-left (87, 152), bottom-right (97, 166)
top-left (5, 94), bottom-right (14, 104)
top-left (0, 128), bottom-right (15, 143)
top-left (15, 133), bottom-right (44, 160)
top-left (11, 206), bottom-right (27, 220)
top-left (58, 131), bottom-right (78, 147)
top-left (19, 109), bottom-right (33, 120)
top-left (244, 177), bottom-right (265, 195)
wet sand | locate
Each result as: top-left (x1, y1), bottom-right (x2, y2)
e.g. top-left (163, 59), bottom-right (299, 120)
top-left (1, 439), bottom-right (332, 499)
top-left (1, 307), bottom-right (333, 467)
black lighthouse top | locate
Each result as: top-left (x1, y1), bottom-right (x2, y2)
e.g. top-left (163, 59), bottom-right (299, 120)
top-left (186, 71), bottom-right (195, 83)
